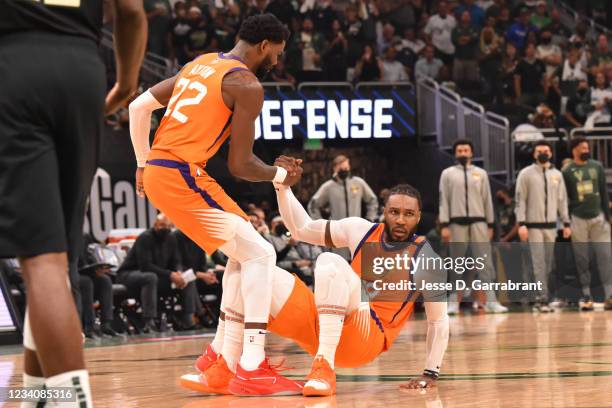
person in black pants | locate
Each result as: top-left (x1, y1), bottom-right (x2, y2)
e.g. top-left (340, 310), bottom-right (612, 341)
top-left (117, 213), bottom-right (200, 332)
top-left (78, 234), bottom-right (118, 338)
top-left (174, 230), bottom-right (225, 324)
top-left (0, 0), bottom-right (145, 403)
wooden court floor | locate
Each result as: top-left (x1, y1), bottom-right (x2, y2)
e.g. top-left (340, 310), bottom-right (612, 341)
top-left (1, 311), bottom-right (611, 408)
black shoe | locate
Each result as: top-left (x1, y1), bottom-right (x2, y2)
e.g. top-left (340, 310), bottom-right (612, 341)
top-left (100, 322), bottom-right (119, 337)
top-left (142, 319), bottom-right (159, 334)
top-left (83, 325), bottom-right (99, 339)
top-left (174, 318), bottom-right (201, 331)
top-left (579, 296), bottom-right (594, 311)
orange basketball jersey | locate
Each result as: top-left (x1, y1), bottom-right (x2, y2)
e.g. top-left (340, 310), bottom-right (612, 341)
top-left (351, 224), bottom-right (427, 350)
top-left (149, 52), bottom-right (248, 165)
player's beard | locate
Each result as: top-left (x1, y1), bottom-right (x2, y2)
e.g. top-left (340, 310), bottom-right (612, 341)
top-left (384, 222), bottom-right (413, 243)
top-left (255, 55), bottom-right (273, 80)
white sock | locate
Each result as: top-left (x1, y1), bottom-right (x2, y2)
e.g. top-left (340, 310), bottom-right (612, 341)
top-left (210, 317), bottom-right (225, 354)
top-left (316, 313), bottom-right (344, 369)
top-left (45, 369), bottom-right (92, 408)
top-left (20, 373), bottom-right (45, 408)
top-left (240, 328), bottom-right (266, 371)
top-left (222, 318), bottom-right (244, 372)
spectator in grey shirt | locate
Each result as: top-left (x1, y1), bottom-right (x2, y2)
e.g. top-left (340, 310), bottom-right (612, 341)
top-left (308, 155), bottom-right (378, 259)
top-left (415, 45), bottom-right (444, 80)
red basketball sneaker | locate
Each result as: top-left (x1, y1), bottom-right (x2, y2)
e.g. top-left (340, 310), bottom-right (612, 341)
top-left (303, 355), bottom-right (336, 397)
top-left (228, 358), bottom-right (304, 396)
top-left (179, 372), bottom-right (231, 395)
top-left (205, 356), bottom-right (234, 389)
top-left (195, 344), bottom-right (218, 373)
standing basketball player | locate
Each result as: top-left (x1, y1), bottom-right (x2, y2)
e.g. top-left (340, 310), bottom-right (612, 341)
top-left (128, 14), bottom-right (304, 395)
top-left (0, 0), bottom-right (146, 406)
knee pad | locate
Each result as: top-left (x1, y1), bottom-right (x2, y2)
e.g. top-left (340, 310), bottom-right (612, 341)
top-left (23, 310), bottom-right (36, 351)
top-left (314, 252), bottom-right (361, 310)
top-left (220, 218), bottom-right (276, 266)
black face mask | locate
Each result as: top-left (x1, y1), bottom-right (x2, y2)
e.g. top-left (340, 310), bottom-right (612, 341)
top-left (574, 42), bottom-right (583, 49)
top-left (536, 153), bottom-right (550, 164)
top-left (457, 156), bottom-right (469, 166)
top-left (578, 88), bottom-right (588, 97)
top-left (154, 228), bottom-right (171, 240)
top-left (337, 169), bottom-right (350, 180)
top-left (496, 196), bottom-right (507, 205)
top-left (579, 152), bottom-right (590, 161)
top-left (541, 37), bottom-right (551, 45)
top-left (275, 224), bottom-right (289, 237)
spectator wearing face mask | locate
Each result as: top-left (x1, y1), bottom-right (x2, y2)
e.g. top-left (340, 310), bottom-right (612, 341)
top-left (535, 29), bottom-right (561, 78)
top-left (117, 213), bottom-right (200, 332)
top-left (438, 139), bottom-right (507, 315)
top-left (563, 138), bottom-right (612, 311)
top-left (184, 7), bottom-right (218, 61)
top-left (307, 154), bottom-right (378, 259)
top-left (515, 140), bottom-right (570, 312)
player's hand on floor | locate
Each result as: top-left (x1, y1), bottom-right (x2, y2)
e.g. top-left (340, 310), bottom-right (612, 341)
top-left (399, 375), bottom-right (437, 390)
top-left (135, 167), bottom-right (145, 198)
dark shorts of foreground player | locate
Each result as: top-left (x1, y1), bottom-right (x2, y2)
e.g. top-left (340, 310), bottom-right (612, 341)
top-left (0, 32), bottom-right (105, 259)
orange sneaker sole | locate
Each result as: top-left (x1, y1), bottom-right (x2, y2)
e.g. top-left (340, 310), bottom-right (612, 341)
top-left (179, 374), bottom-right (231, 395)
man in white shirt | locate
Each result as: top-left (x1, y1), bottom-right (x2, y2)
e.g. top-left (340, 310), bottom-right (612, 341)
top-left (536, 29), bottom-right (562, 78)
top-left (381, 46), bottom-right (409, 81)
top-left (424, 1), bottom-right (456, 65)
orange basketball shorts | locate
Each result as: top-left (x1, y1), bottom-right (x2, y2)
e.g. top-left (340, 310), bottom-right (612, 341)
top-left (268, 277), bottom-right (386, 368)
top-left (143, 153), bottom-right (248, 254)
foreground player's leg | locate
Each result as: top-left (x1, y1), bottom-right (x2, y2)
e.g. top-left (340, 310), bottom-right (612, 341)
top-left (183, 263), bottom-right (301, 396)
top-left (20, 253), bottom-right (92, 407)
top-left (21, 322), bottom-right (45, 408)
top-left (304, 252), bottom-right (362, 397)
top-left (218, 219), bottom-right (275, 371)
top-left (225, 265), bottom-right (302, 396)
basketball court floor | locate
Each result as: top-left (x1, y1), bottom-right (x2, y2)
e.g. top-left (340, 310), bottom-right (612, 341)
top-left (0, 311), bottom-right (610, 407)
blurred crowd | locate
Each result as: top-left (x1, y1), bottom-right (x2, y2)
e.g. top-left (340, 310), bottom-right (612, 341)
top-left (141, 1), bottom-right (610, 95)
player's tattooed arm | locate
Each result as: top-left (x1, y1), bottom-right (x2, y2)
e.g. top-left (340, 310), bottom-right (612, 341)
top-left (149, 74), bottom-right (179, 106)
top-left (224, 70), bottom-right (300, 182)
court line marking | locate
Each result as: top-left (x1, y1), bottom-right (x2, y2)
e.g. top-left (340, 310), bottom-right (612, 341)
top-left (284, 371), bottom-right (612, 382)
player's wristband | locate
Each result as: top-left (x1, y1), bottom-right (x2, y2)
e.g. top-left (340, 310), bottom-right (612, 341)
top-left (273, 166), bottom-right (288, 184)
top-left (423, 369), bottom-right (439, 380)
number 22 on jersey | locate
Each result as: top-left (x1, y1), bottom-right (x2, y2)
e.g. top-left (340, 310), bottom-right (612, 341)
top-left (164, 78), bottom-right (208, 124)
